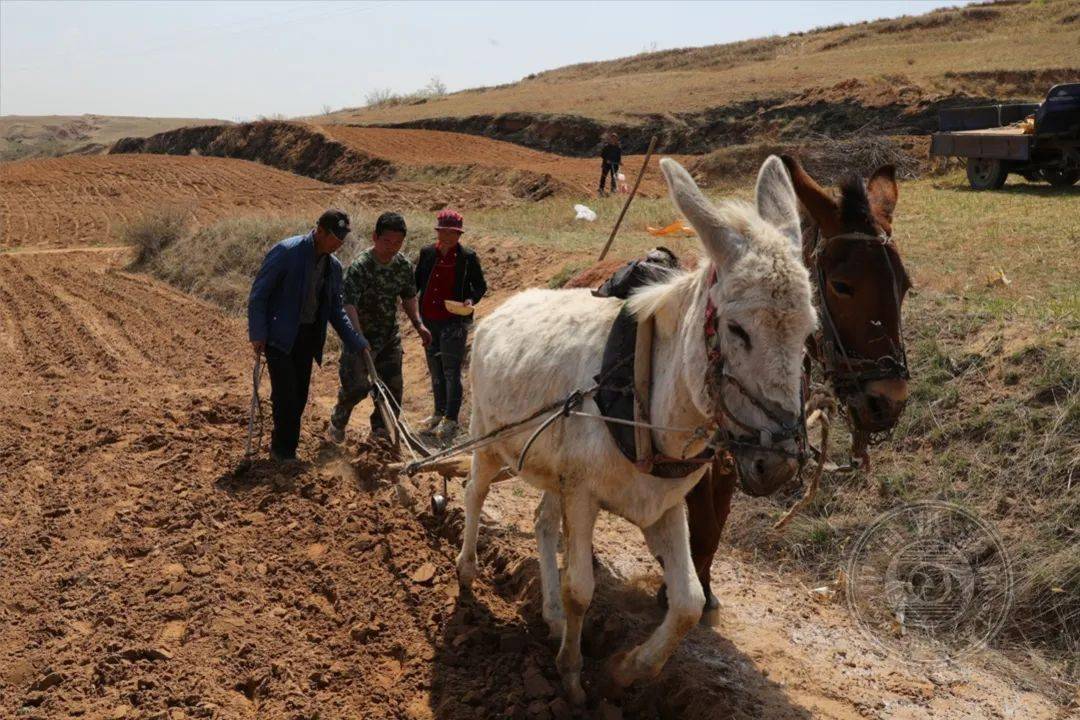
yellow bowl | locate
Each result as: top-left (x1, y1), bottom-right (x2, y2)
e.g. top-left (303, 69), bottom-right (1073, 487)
top-left (444, 300), bottom-right (474, 316)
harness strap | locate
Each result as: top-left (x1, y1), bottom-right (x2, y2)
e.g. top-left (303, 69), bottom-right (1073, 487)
top-left (633, 314), bottom-right (656, 472)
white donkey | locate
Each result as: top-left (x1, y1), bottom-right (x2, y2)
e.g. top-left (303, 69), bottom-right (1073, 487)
top-left (457, 157), bottom-right (816, 702)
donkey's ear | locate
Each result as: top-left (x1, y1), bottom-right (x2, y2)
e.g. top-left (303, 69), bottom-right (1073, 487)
top-left (780, 155), bottom-right (842, 236)
top-left (755, 155), bottom-right (801, 251)
top-left (660, 158), bottom-right (743, 270)
top-left (867, 165), bottom-right (898, 232)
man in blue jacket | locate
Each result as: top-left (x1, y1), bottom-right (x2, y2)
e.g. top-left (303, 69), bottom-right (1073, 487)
top-left (248, 209), bottom-right (369, 461)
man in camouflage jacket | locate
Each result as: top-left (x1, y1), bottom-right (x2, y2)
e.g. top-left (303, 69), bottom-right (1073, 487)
top-left (327, 212), bottom-right (431, 441)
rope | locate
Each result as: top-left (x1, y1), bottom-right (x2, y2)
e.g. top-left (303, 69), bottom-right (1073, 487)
top-left (565, 410), bottom-right (701, 435)
top-left (404, 386), bottom-right (717, 478)
top-left (402, 388), bottom-right (598, 476)
top-left (773, 408), bottom-right (830, 530)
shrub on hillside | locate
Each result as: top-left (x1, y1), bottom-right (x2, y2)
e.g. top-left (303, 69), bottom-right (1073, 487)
top-left (158, 215), bottom-right (311, 313)
top-left (122, 205), bottom-right (193, 269)
top-left (364, 76), bottom-right (447, 109)
top-left (690, 134), bottom-right (922, 187)
top-left (125, 205), bottom-right (429, 315)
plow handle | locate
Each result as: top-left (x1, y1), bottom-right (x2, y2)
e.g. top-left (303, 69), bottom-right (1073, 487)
top-left (363, 348), bottom-right (400, 449)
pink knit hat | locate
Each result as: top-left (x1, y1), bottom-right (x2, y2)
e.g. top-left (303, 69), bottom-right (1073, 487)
top-left (435, 209), bottom-right (464, 233)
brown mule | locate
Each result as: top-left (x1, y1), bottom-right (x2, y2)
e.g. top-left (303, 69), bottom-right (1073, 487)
top-left (674, 157), bottom-right (913, 622)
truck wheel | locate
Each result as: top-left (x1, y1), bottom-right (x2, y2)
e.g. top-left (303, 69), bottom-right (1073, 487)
top-left (966, 159), bottom-right (1008, 190)
top-left (1043, 168), bottom-right (1079, 187)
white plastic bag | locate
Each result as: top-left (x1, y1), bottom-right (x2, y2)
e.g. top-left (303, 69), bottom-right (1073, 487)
top-left (573, 204), bottom-right (597, 221)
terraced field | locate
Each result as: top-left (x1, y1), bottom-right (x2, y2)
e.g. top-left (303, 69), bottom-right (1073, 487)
top-left (0, 155), bottom-right (337, 249)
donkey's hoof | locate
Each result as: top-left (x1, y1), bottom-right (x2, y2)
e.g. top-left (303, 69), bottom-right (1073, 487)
top-left (561, 672), bottom-right (586, 706)
top-left (701, 588), bottom-right (720, 625)
top-left (606, 649), bottom-right (638, 690)
top-left (456, 555), bottom-right (477, 590)
top-left (544, 616), bottom-right (566, 643)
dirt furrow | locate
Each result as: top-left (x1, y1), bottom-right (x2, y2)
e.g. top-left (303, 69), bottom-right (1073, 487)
top-left (0, 275), bottom-right (29, 368)
top-left (45, 267), bottom-right (156, 372)
top-left (0, 257), bottom-right (94, 374)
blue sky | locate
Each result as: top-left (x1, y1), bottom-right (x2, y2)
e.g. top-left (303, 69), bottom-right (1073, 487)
top-left (0, 1), bottom-right (967, 120)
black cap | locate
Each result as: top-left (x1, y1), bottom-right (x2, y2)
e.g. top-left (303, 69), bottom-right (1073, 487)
top-left (318, 209), bottom-right (351, 240)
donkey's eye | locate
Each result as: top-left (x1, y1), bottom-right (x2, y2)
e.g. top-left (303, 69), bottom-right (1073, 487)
top-left (831, 281), bottom-right (855, 296)
top-left (727, 322), bottom-right (751, 348)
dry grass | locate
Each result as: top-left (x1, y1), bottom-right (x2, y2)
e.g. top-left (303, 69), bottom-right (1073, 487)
top-left (329, 0), bottom-right (1080, 125)
top-left (121, 205), bottom-right (435, 314)
top-left (122, 204), bottom-right (194, 268)
top-left (690, 134), bottom-right (925, 188)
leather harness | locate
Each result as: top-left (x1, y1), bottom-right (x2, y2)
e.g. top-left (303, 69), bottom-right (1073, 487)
top-left (594, 306), bottom-right (716, 478)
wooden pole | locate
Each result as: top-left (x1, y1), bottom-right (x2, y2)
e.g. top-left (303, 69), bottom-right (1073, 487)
top-left (597, 135), bottom-right (659, 262)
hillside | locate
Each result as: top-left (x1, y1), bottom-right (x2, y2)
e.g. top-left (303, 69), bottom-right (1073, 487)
top-left (324, 0), bottom-right (1079, 154)
top-left (0, 115), bottom-right (227, 161)
top-left (109, 121), bottom-right (679, 199)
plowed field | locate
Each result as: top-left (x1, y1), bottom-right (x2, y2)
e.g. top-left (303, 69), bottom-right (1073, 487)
top-left (319, 125), bottom-right (676, 197)
top-left (0, 155), bottom-right (340, 250)
top-left (0, 240), bottom-right (1067, 719)
top-left (0, 155), bottom-right (528, 251)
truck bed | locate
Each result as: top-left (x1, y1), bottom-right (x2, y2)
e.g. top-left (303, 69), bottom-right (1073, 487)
top-left (950, 126), bottom-right (1028, 136)
top-left (930, 126), bottom-right (1031, 160)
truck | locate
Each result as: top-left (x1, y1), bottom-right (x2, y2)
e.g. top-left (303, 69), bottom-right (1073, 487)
top-left (929, 83), bottom-right (1080, 190)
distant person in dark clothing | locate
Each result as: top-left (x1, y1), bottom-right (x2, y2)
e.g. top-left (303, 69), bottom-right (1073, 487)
top-left (247, 209), bottom-right (369, 462)
top-left (415, 209), bottom-right (488, 441)
top-left (599, 132), bottom-right (622, 195)
top-left (593, 246), bottom-right (679, 299)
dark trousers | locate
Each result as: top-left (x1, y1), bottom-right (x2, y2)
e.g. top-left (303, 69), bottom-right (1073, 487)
top-left (424, 319), bottom-right (468, 423)
top-left (330, 337), bottom-right (403, 433)
top-left (265, 323), bottom-right (319, 459)
top-left (599, 162), bottom-right (619, 192)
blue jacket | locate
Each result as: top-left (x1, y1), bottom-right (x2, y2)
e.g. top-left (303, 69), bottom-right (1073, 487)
top-left (247, 232), bottom-right (368, 364)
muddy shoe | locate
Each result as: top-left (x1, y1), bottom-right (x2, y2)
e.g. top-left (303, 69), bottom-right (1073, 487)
top-left (371, 427), bottom-right (392, 444)
top-left (270, 450), bottom-right (300, 467)
top-left (435, 418), bottom-right (460, 441)
top-left (325, 421), bottom-right (345, 444)
top-left (418, 414), bottom-right (443, 433)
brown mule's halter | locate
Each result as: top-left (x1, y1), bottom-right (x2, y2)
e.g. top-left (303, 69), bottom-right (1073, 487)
top-left (811, 229), bottom-right (910, 445)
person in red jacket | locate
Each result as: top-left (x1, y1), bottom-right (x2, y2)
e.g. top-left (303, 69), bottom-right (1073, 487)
top-left (414, 210), bottom-right (488, 441)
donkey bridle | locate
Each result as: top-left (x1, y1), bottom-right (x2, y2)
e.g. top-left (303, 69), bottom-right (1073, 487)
top-left (703, 269), bottom-right (808, 471)
top-left (812, 229), bottom-right (910, 443)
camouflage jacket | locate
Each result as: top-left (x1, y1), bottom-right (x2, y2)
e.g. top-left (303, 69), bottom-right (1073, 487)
top-left (342, 250), bottom-right (417, 350)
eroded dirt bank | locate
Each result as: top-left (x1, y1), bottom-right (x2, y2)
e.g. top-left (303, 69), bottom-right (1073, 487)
top-left (370, 69), bottom-right (1077, 156)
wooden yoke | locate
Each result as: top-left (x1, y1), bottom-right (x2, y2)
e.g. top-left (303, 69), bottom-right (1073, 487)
top-left (633, 315), bottom-right (655, 472)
